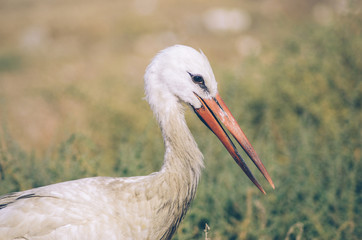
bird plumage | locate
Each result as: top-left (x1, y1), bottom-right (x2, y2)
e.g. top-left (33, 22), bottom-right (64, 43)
top-left (0, 109), bottom-right (202, 239)
top-left (0, 45), bottom-right (273, 240)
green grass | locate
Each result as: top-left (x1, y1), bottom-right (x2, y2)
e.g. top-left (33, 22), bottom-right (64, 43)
top-left (0, 2), bottom-right (361, 239)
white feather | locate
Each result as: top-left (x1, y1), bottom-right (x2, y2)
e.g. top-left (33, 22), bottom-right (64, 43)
top-left (0, 45), bottom-right (218, 240)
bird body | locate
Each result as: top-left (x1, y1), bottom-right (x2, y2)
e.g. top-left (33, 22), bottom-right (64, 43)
top-left (0, 45), bottom-right (273, 239)
top-left (1, 175), bottom-right (194, 239)
top-left (0, 106), bottom-right (202, 239)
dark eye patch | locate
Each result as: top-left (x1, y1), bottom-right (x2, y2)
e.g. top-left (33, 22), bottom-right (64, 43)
top-left (188, 72), bottom-right (208, 92)
top-left (191, 75), bottom-right (204, 85)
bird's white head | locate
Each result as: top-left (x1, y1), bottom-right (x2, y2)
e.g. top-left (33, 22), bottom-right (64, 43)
top-left (144, 45), bottom-right (275, 194)
top-left (144, 45), bottom-right (217, 112)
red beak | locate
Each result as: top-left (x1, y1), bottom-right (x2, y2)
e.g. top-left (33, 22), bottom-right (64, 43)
top-left (193, 93), bottom-right (275, 194)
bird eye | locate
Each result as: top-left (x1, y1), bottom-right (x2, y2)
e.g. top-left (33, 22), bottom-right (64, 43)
top-left (188, 72), bottom-right (208, 92)
top-left (188, 72), bottom-right (205, 85)
top-left (192, 75), bottom-right (205, 85)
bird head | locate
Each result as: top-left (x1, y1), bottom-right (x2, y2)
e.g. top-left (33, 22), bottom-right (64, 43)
top-left (145, 45), bottom-right (218, 109)
top-left (145, 45), bottom-right (274, 194)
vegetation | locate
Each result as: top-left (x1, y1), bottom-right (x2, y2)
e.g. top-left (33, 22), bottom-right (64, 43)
top-left (0, 1), bottom-right (360, 239)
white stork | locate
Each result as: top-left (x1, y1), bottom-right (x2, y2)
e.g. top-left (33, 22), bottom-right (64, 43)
top-left (0, 45), bottom-right (274, 240)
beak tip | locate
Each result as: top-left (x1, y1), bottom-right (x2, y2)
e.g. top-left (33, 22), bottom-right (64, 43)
top-left (256, 184), bottom-right (267, 195)
top-left (264, 173), bottom-right (275, 190)
top-left (270, 179), bottom-right (275, 189)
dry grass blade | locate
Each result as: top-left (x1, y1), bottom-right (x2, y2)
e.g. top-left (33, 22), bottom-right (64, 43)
top-left (285, 222), bottom-right (304, 240)
top-left (204, 223), bottom-right (211, 240)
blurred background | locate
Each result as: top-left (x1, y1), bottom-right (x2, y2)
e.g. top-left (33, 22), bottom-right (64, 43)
top-left (0, 0), bottom-right (361, 239)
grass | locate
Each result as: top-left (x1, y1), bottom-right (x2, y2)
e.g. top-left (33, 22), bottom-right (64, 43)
top-left (0, 0), bottom-right (361, 239)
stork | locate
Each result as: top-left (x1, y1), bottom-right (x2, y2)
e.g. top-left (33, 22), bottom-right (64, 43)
top-left (0, 45), bottom-right (274, 240)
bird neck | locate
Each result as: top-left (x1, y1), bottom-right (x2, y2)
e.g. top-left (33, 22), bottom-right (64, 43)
top-left (158, 103), bottom-right (204, 189)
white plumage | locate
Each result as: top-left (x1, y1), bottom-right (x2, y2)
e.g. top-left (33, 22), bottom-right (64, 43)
top-left (0, 45), bottom-right (274, 240)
